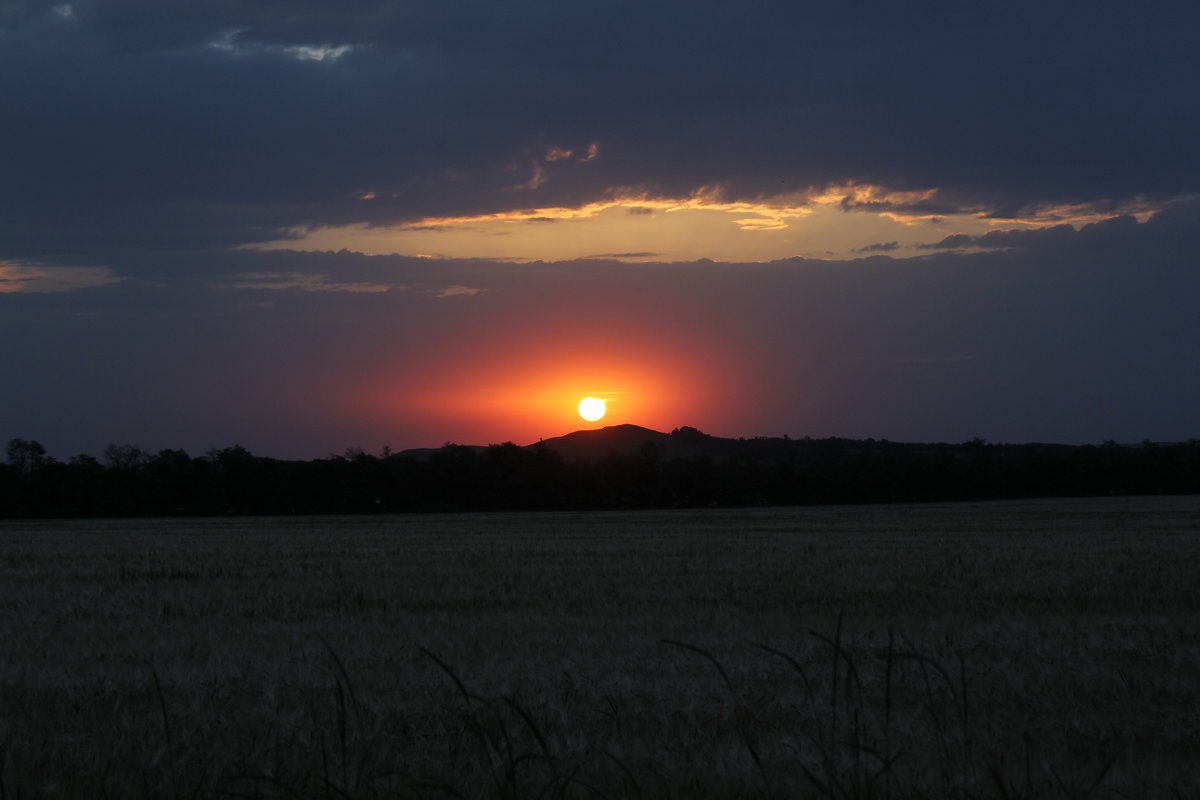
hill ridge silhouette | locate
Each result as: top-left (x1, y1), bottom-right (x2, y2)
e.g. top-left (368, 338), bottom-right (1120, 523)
top-left (397, 424), bottom-right (725, 463)
top-left (396, 424), bottom-right (1098, 464)
top-left (529, 424), bottom-right (730, 462)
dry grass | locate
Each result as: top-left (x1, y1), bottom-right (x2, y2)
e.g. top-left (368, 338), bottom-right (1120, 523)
top-left (1, 495), bottom-right (1198, 797)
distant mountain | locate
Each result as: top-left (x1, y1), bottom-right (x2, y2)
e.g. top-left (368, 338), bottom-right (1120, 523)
top-left (398, 424), bottom-right (954, 464)
top-left (528, 425), bottom-right (1106, 466)
top-left (531, 426), bottom-right (1109, 463)
top-left (397, 424), bottom-right (1102, 465)
top-left (529, 424), bottom-right (764, 462)
top-left (529, 424), bottom-right (672, 461)
top-left (398, 424), bottom-right (732, 463)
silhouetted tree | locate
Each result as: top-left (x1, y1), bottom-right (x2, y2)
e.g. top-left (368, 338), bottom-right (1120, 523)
top-left (103, 443), bottom-right (149, 471)
top-left (2, 433), bottom-right (1198, 518)
top-left (6, 438), bottom-right (48, 475)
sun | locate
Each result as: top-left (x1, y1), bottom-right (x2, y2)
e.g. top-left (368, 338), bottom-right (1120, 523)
top-left (578, 396), bottom-right (607, 422)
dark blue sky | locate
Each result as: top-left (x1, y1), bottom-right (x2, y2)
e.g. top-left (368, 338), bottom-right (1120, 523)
top-left (3, 1), bottom-right (1198, 458)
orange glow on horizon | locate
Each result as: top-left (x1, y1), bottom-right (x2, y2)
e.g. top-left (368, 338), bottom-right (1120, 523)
top-left (417, 365), bottom-right (665, 441)
top-left (346, 327), bottom-right (738, 448)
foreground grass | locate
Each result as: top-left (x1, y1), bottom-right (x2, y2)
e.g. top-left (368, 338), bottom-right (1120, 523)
top-left (1, 495), bottom-right (1198, 797)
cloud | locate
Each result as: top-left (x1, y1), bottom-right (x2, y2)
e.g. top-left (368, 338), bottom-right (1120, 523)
top-left (917, 215), bottom-right (1144, 251)
top-left (919, 234), bottom-right (976, 250)
top-left (894, 355), bottom-right (980, 364)
top-left (853, 241), bottom-right (899, 253)
top-left (391, 191), bottom-right (815, 235)
top-left (220, 272), bottom-right (400, 293)
top-left (2, 1), bottom-right (1197, 264)
top-left (430, 285), bottom-right (484, 298)
top-left (207, 29), bottom-right (358, 62)
top-left (0, 262), bottom-right (120, 293)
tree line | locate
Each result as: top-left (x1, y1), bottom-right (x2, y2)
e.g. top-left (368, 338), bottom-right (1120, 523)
top-left (2, 435), bottom-right (1198, 518)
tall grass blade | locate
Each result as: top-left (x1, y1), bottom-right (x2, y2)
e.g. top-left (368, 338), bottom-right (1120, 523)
top-left (885, 630), bottom-right (894, 726)
top-left (605, 751), bottom-right (643, 800)
top-left (319, 729), bottom-right (331, 800)
top-left (503, 695), bottom-right (552, 758)
top-left (832, 611), bottom-right (842, 712)
top-left (419, 646), bottom-right (474, 703)
top-left (151, 667), bottom-right (174, 755)
top-left (988, 764), bottom-right (1014, 800)
top-left (661, 640), bottom-right (735, 692)
top-left (1081, 753), bottom-right (1117, 799)
top-left (410, 781), bottom-right (472, 799)
top-left (751, 642), bottom-right (816, 705)
top-left (742, 730), bottom-right (775, 800)
top-left (319, 636), bottom-right (364, 727)
top-left (800, 763), bottom-right (834, 798)
top-left (218, 774), bottom-right (304, 798)
top-left (808, 629), bottom-right (863, 703)
top-left (334, 679), bottom-right (348, 793)
top-left (150, 667), bottom-right (179, 799)
top-left (535, 763), bottom-right (579, 800)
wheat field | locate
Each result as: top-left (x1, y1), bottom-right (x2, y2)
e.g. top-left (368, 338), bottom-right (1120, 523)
top-left (1, 495), bottom-right (1198, 797)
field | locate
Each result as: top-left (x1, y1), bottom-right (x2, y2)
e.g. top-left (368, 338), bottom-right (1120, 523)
top-left (1, 496), bottom-right (1199, 798)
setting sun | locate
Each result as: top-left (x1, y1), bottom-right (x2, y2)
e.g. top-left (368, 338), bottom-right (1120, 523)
top-left (578, 397), bottom-right (607, 422)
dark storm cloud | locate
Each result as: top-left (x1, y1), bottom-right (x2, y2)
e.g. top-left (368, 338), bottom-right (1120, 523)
top-left (4, 0), bottom-right (1200, 266)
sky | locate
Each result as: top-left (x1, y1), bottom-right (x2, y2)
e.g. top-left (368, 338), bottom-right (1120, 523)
top-left (3, 1), bottom-right (1199, 459)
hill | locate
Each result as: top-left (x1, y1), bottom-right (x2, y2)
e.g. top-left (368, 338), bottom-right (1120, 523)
top-left (401, 423), bottom-right (789, 463)
top-left (396, 424), bottom-right (713, 462)
top-left (530, 424), bottom-right (712, 461)
top-left (526, 424), bottom-right (1066, 465)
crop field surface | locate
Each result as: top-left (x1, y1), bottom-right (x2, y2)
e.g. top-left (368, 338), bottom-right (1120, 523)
top-left (1, 495), bottom-right (1199, 798)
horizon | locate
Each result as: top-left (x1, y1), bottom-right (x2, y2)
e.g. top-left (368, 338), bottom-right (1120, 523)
top-left (10, 420), bottom-right (1193, 465)
top-left (3, 3), bottom-right (1198, 459)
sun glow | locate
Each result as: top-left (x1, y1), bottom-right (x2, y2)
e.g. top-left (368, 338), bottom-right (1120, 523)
top-left (352, 343), bottom-right (703, 447)
top-left (342, 293), bottom-right (764, 448)
top-left (578, 396), bottom-right (607, 422)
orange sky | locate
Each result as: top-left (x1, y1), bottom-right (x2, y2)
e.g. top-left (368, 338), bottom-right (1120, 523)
top-left (330, 286), bottom-right (779, 447)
